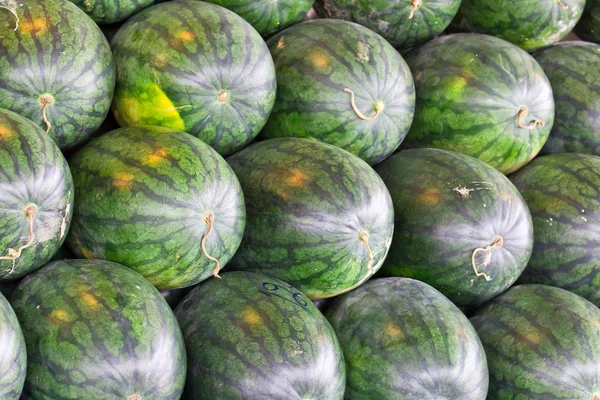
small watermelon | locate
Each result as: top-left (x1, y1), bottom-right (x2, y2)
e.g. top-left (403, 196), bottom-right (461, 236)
top-left (471, 284), bottom-right (600, 399)
top-left (11, 259), bottom-right (186, 399)
top-left (534, 42), bottom-right (600, 155)
top-left (67, 126), bottom-right (246, 290)
top-left (69, 0), bottom-right (156, 24)
top-left (0, 0), bottom-right (116, 150)
top-left (175, 271), bottom-right (345, 399)
top-left (0, 292), bottom-right (26, 400)
top-left (403, 33), bottom-right (554, 174)
top-left (262, 19), bottom-right (415, 165)
top-left (0, 108), bottom-right (73, 280)
top-left (313, 0), bottom-right (461, 50)
top-left (575, 0), bottom-right (600, 43)
top-left (510, 153), bottom-right (600, 306)
top-left (111, 0), bottom-right (276, 156)
top-left (376, 148), bottom-right (533, 306)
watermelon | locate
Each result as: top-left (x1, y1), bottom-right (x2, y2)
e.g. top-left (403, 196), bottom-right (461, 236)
top-left (327, 277), bottom-right (488, 399)
top-left (0, 0), bottom-right (115, 150)
top-left (403, 33), bottom-right (554, 174)
top-left (510, 153), bottom-right (600, 306)
top-left (175, 271), bottom-right (345, 399)
top-left (66, 126), bottom-right (246, 290)
top-left (471, 284), bottom-right (600, 399)
top-left (261, 19), bottom-right (415, 165)
top-left (313, 0), bottom-right (461, 50)
top-left (456, 0), bottom-right (585, 51)
top-left (111, 0), bottom-right (276, 157)
top-left (0, 108), bottom-right (73, 280)
top-left (202, 0), bottom-right (314, 37)
top-left (534, 42), bottom-right (600, 155)
top-left (376, 148), bottom-right (533, 306)
top-left (0, 292), bottom-right (26, 400)
top-left (227, 138), bottom-right (394, 299)
top-left (69, 0), bottom-right (156, 24)
top-left (11, 259), bottom-right (186, 399)
top-left (575, 0), bottom-right (600, 43)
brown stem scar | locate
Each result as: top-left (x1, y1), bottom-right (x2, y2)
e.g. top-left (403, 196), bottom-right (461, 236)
top-left (358, 231), bottom-right (375, 273)
top-left (471, 236), bottom-right (504, 282)
top-left (557, 0), bottom-right (569, 9)
top-left (1, 204), bottom-right (38, 277)
top-left (344, 88), bottom-right (384, 121)
top-left (409, 0), bottom-right (423, 19)
top-left (128, 395), bottom-right (141, 400)
top-left (216, 89), bottom-right (229, 103)
top-left (516, 105), bottom-right (545, 130)
top-left (202, 211), bottom-right (221, 278)
top-left (38, 94), bottom-right (54, 134)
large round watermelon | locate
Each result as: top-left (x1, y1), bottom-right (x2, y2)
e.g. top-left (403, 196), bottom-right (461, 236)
top-left (0, 108), bottom-right (73, 280)
top-left (261, 19), bottom-right (415, 165)
top-left (534, 42), bottom-right (600, 155)
top-left (0, 292), bottom-right (26, 400)
top-left (457, 0), bottom-right (585, 51)
top-left (202, 0), bottom-right (314, 37)
top-left (575, 0), bottom-right (600, 43)
top-left (227, 138), bottom-right (394, 299)
top-left (11, 259), bottom-right (186, 399)
top-left (67, 126), bottom-right (246, 290)
top-left (175, 271), bottom-right (345, 399)
top-left (376, 148), bottom-right (533, 306)
top-left (471, 284), bottom-right (600, 399)
top-left (0, 0), bottom-right (115, 150)
top-left (403, 33), bottom-right (554, 174)
top-left (327, 277), bottom-right (488, 399)
top-left (313, 0), bottom-right (461, 50)
top-left (111, 0), bottom-right (276, 156)
top-left (510, 153), bottom-right (600, 306)
top-left (69, 0), bottom-right (156, 24)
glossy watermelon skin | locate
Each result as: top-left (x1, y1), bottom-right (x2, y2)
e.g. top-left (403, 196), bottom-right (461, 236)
top-left (0, 108), bottom-right (73, 280)
top-left (0, 0), bottom-right (115, 150)
top-left (534, 42), bottom-right (600, 155)
top-left (471, 284), bottom-right (600, 399)
top-left (11, 259), bottom-right (186, 399)
top-left (69, 0), bottom-right (156, 24)
top-left (175, 271), bottom-right (345, 400)
top-left (510, 153), bottom-right (600, 306)
top-left (262, 19), bottom-right (415, 165)
top-left (327, 277), bottom-right (488, 399)
top-left (111, 0), bottom-right (276, 157)
top-left (403, 33), bottom-right (554, 174)
top-left (227, 138), bottom-right (394, 299)
top-left (313, 0), bottom-right (461, 49)
top-left (202, 0), bottom-right (314, 37)
top-left (67, 126), bottom-right (246, 290)
top-left (457, 0), bottom-right (585, 51)
top-left (0, 292), bottom-right (26, 400)
top-left (376, 149), bottom-right (533, 306)
top-left (575, 0), bottom-right (600, 43)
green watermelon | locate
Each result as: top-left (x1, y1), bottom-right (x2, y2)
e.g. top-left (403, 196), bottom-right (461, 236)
top-left (403, 33), bottom-right (554, 174)
top-left (0, 0), bottom-right (115, 150)
top-left (66, 126), bottom-right (246, 290)
top-left (0, 292), bottom-right (26, 400)
top-left (261, 19), bottom-right (415, 165)
top-left (510, 153), bottom-right (600, 306)
top-left (376, 148), bottom-right (533, 306)
top-left (471, 284), bottom-right (600, 399)
top-left (327, 277), bottom-right (488, 399)
top-left (175, 271), bottom-right (345, 399)
top-left (111, 0), bottom-right (276, 156)
top-left (69, 0), bottom-right (156, 24)
top-left (11, 259), bottom-right (186, 399)
top-left (227, 138), bottom-right (394, 299)
top-left (0, 108), bottom-right (73, 280)
top-left (456, 0), bottom-right (585, 51)
top-left (575, 0), bottom-right (600, 43)
top-left (313, 0), bottom-right (461, 49)
top-left (534, 42), bottom-right (600, 155)
top-left (202, 0), bottom-right (314, 37)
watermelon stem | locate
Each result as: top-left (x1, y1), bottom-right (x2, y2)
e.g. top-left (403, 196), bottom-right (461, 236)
top-left (344, 88), bottom-right (384, 121)
top-left (0, 204), bottom-right (37, 277)
top-left (128, 395), bottom-right (141, 400)
top-left (216, 89), bottom-right (229, 103)
top-left (358, 231), bottom-right (375, 273)
top-left (556, 0), bottom-right (569, 9)
top-left (409, 0), bottom-right (423, 19)
top-left (38, 94), bottom-right (54, 134)
top-left (516, 106), bottom-right (545, 130)
top-left (471, 235), bottom-right (504, 282)
top-left (202, 210), bottom-right (221, 279)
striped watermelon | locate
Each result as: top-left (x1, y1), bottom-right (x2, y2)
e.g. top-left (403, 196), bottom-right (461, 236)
top-left (227, 138), bottom-right (394, 300)
top-left (111, 0), bottom-right (276, 156)
top-left (175, 271), bottom-right (345, 399)
top-left (0, 108), bottom-right (73, 280)
top-left (403, 33), bottom-right (554, 174)
top-left (68, 0), bottom-right (156, 24)
top-left (262, 19), bottom-right (415, 165)
top-left (510, 153), bottom-right (600, 306)
top-left (0, 292), bottom-right (26, 400)
top-left (376, 148), bottom-right (533, 306)
top-left (471, 284), bottom-right (600, 399)
top-left (575, 0), bottom-right (600, 43)
top-left (0, 0), bottom-right (115, 150)
top-left (67, 126), bottom-right (246, 290)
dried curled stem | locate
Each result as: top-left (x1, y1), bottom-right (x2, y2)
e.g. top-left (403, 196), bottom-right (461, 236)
top-left (1, 205), bottom-right (37, 277)
top-left (39, 94), bottom-right (54, 134)
top-left (409, 0), bottom-right (423, 19)
top-left (556, 0), bottom-right (569, 9)
top-left (516, 106), bottom-right (545, 130)
top-left (471, 236), bottom-right (504, 282)
top-left (358, 231), bottom-right (375, 273)
top-left (202, 211), bottom-right (221, 279)
top-left (344, 88), bottom-right (384, 121)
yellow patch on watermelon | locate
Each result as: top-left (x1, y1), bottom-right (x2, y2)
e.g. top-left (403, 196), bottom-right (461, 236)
top-left (50, 309), bottom-right (73, 324)
top-left (385, 323), bottom-right (403, 338)
top-left (80, 293), bottom-right (99, 309)
top-left (241, 307), bottom-right (263, 326)
top-left (418, 187), bottom-right (442, 206)
top-left (0, 125), bottom-right (12, 139)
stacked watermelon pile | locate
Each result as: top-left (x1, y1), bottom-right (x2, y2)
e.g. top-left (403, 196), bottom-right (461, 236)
top-left (1, 0), bottom-right (600, 398)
